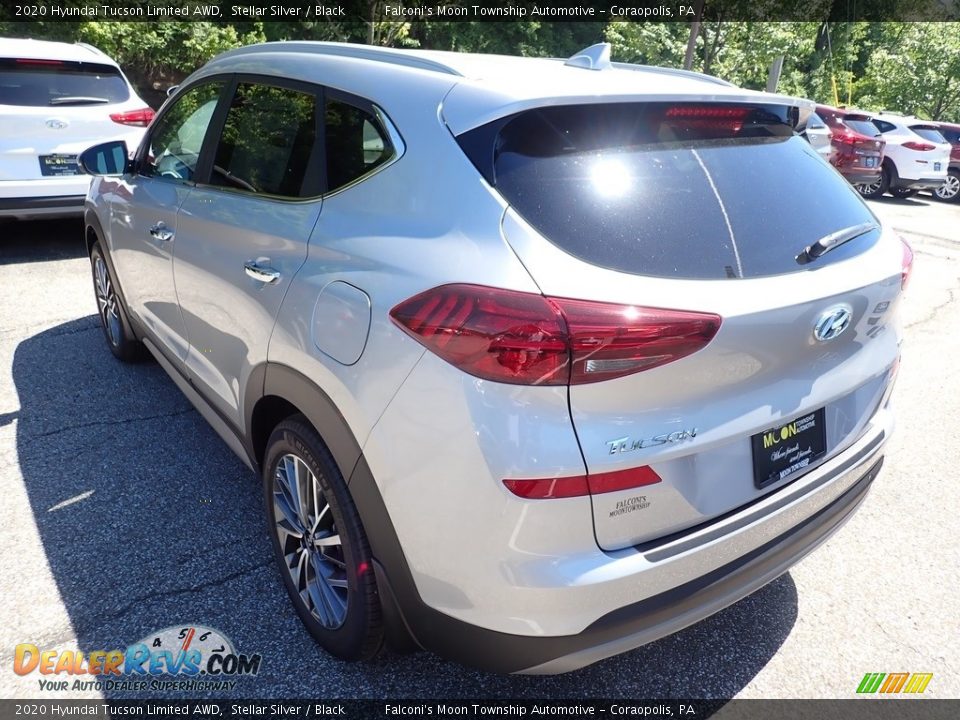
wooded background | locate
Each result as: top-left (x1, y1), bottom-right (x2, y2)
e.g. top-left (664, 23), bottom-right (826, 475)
top-left (3, 17), bottom-right (959, 122)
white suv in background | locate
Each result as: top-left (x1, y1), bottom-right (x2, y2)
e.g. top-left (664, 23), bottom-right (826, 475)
top-left (0, 38), bottom-right (153, 220)
top-left (858, 113), bottom-right (951, 199)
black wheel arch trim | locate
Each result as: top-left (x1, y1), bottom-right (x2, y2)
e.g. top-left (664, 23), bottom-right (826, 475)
top-left (260, 364), bottom-right (362, 483)
top-left (253, 363), bottom-right (421, 654)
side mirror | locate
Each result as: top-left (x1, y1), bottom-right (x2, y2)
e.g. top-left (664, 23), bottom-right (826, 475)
top-left (167, 85), bottom-right (179, 97)
top-left (78, 141), bottom-right (130, 176)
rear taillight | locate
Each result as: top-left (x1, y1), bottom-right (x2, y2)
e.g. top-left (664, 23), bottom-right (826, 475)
top-left (901, 237), bottom-right (914, 291)
top-left (833, 131), bottom-right (859, 146)
top-left (390, 285), bottom-right (569, 385)
top-left (110, 108), bottom-right (155, 127)
top-left (389, 284), bottom-right (722, 386)
top-left (902, 141), bottom-right (935, 151)
top-left (550, 297), bottom-right (722, 384)
top-left (503, 465), bottom-right (662, 500)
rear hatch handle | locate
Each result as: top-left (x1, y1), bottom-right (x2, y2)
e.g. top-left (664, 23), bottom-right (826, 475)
top-left (796, 221), bottom-right (879, 265)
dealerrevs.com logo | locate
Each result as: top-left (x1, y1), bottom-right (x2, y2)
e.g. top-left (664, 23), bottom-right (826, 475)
top-left (14, 625), bottom-right (262, 693)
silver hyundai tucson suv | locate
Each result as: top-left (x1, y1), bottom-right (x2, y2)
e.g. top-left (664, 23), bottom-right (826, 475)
top-left (79, 41), bottom-right (910, 674)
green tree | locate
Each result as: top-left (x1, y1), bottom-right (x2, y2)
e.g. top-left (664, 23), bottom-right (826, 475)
top-left (604, 22), bottom-right (688, 67)
top-left (855, 22), bottom-right (960, 120)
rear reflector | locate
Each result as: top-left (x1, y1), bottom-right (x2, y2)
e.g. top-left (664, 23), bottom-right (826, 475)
top-left (502, 476), bottom-right (590, 500)
top-left (902, 141), bottom-right (935, 151)
top-left (901, 237), bottom-right (914, 291)
top-left (390, 284), bottom-right (721, 386)
top-left (503, 465), bottom-right (662, 500)
top-left (110, 108), bottom-right (155, 127)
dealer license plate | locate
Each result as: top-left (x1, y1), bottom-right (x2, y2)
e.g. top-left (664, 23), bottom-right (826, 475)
top-left (751, 409), bottom-right (827, 489)
top-left (39, 154), bottom-right (80, 177)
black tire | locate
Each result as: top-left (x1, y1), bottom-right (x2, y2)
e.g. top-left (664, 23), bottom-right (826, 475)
top-left (89, 241), bottom-right (145, 362)
top-left (856, 166), bottom-right (889, 199)
top-left (891, 187), bottom-right (917, 199)
top-left (263, 416), bottom-right (383, 661)
top-left (934, 169), bottom-right (960, 203)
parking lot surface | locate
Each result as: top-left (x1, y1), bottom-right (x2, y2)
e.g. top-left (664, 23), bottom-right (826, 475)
top-left (1, 196), bottom-right (958, 700)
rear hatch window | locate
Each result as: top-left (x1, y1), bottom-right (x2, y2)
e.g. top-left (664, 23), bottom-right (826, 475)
top-left (910, 126), bottom-right (948, 144)
top-left (842, 117), bottom-right (881, 137)
top-left (0, 58), bottom-right (129, 107)
top-left (458, 102), bottom-right (880, 280)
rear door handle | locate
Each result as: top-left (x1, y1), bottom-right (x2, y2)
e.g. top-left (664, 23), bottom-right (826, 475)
top-left (244, 260), bottom-right (281, 284)
top-left (149, 223), bottom-right (174, 242)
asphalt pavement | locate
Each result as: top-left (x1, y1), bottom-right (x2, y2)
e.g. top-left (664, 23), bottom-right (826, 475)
top-left (1, 195), bottom-right (958, 700)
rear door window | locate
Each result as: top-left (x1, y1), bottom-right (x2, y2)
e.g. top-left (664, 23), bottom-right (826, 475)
top-left (0, 58), bottom-right (129, 106)
top-left (458, 102), bottom-right (879, 280)
top-left (210, 82), bottom-right (319, 198)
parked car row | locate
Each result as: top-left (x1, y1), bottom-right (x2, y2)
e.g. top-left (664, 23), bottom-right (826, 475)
top-left (803, 103), bottom-right (958, 204)
top-left (4, 37), bottom-right (957, 220)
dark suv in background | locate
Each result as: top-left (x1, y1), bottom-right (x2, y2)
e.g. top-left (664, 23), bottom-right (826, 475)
top-left (815, 105), bottom-right (885, 186)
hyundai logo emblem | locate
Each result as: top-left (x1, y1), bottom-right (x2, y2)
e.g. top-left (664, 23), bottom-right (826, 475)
top-left (45, 118), bottom-right (69, 130)
top-left (814, 306), bottom-right (853, 342)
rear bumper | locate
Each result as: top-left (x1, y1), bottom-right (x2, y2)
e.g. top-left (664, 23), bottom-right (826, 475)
top-left (894, 176), bottom-right (947, 191)
top-left (520, 455), bottom-right (882, 674)
top-left (365, 417), bottom-right (888, 674)
top-left (0, 174), bottom-right (90, 218)
top-left (0, 194), bottom-right (85, 219)
top-left (842, 170), bottom-right (881, 185)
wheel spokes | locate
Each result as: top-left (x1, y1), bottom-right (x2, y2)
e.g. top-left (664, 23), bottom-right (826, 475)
top-left (290, 456), bottom-right (311, 528)
top-left (273, 452), bottom-right (349, 630)
top-left (313, 532), bottom-right (341, 548)
top-left (306, 552), bottom-right (348, 627)
top-left (93, 257), bottom-right (122, 345)
top-left (274, 460), bottom-right (306, 535)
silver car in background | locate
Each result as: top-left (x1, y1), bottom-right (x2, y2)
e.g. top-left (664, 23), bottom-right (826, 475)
top-left (79, 42), bottom-right (910, 674)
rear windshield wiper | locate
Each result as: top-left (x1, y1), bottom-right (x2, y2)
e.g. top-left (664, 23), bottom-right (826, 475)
top-left (49, 96), bottom-right (110, 106)
top-left (796, 221), bottom-right (879, 265)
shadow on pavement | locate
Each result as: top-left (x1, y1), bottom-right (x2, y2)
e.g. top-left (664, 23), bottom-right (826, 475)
top-left (13, 317), bottom-right (798, 699)
top-left (867, 195), bottom-right (932, 208)
top-left (1, 219), bottom-right (86, 265)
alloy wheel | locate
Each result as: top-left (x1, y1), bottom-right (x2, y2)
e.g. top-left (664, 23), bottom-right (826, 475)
top-left (273, 453), bottom-right (348, 629)
top-left (94, 256), bottom-right (123, 347)
top-left (935, 173), bottom-right (959, 201)
top-left (857, 179), bottom-right (882, 197)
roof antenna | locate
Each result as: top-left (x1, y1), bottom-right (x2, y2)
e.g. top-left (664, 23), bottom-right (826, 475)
top-left (564, 43), bottom-right (612, 71)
